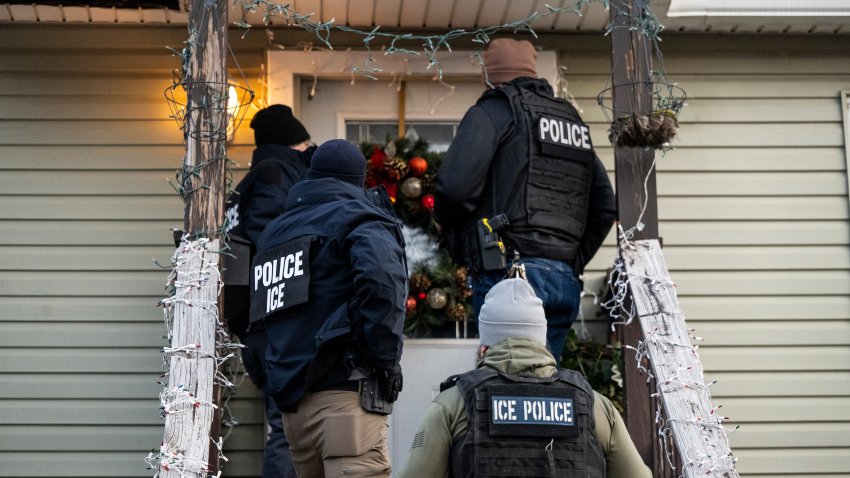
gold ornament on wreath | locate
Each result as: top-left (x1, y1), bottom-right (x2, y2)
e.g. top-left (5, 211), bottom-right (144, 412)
top-left (400, 177), bottom-right (424, 199)
top-left (455, 266), bottom-right (472, 298)
top-left (384, 156), bottom-right (409, 181)
top-left (447, 303), bottom-right (467, 322)
top-left (426, 288), bottom-right (449, 310)
top-left (410, 272), bottom-right (432, 293)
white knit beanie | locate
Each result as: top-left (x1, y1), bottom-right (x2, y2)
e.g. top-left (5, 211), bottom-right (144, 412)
top-left (478, 278), bottom-right (547, 347)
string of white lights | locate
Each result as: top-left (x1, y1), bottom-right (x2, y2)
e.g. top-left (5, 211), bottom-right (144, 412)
top-left (237, 0), bottom-right (668, 84)
top-left (150, 237), bottom-right (242, 478)
top-left (592, 133), bottom-right (738, 476)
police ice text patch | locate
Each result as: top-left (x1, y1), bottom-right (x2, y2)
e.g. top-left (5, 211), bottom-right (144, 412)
top-left (486, 383), bottom-right (579, 438)
top-left (491, 395), bottom-right (574, 426)
top-left (249, 236), bottom-right (311, 323)
top-left (537, 115), bottom-right (592, 151)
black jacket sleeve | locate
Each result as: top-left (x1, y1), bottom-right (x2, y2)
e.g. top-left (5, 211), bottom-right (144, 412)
top-left (345, 218), bottom-right (408, 369)
top-left (241, 162), bottom-right (288, 246)
top-left (433, 104), bottom-right (504, 227)
top-left (576, 154), bottom-right (616, 274)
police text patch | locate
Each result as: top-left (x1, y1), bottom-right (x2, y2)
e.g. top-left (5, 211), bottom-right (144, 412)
top-left (249, 236), bottom-right (311, 323)
top-left (537, 115), bottom-right (592, 151)
top-left (485, 383), bottom-right (579, 438)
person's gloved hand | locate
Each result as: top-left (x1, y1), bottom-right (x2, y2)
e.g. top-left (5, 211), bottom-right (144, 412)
top-left (378, 364), bottom-right (403, 403)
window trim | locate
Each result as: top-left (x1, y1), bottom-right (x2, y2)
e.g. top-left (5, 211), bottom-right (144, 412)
top-left (337, 112), bottom-right (461, 141)
top-left (842, 90), bottom-right (850, 218)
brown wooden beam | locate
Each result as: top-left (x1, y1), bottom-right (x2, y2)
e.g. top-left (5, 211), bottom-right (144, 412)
top-left (609, 0), bottom-right (659, 471)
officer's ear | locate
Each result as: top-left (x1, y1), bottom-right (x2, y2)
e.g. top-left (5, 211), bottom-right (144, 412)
top-left (478, 345), bottom-right (490, 358)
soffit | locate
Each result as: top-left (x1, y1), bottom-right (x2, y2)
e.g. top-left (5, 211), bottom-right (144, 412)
top-left (1, 0), bottom-right (847, 34)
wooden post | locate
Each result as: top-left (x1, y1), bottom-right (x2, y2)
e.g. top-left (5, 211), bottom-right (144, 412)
top-left (609, 0), bottom-right (659, 470)
top-left (621, 240), bottom-right (739, 478)
top-left (156, 0), bottom-right (229, 476)
top-left (398, 80), bottom-right (407, 138)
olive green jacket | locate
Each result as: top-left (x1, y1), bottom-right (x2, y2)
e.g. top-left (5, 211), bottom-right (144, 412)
top-left (398, 337), bottom-right (651, 478)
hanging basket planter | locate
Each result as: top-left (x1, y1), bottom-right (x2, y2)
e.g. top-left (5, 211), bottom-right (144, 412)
top-left (165, 81), bottom-right (254, 142)
top-left (597, 82), bottom-right (686, 150)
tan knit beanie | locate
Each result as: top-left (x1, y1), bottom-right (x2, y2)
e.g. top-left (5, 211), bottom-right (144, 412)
top-left (483, 38), bottom-right (538, 85)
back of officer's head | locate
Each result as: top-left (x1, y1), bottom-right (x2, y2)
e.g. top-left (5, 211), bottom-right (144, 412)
top-left (483, 38), bottom-right (538, 86)
top-left (250, 104), bottom-right (311, 147)
top-left (478, 278), bottom-right (547, 347)
top-left (305, 139), bottom-right (367, 187)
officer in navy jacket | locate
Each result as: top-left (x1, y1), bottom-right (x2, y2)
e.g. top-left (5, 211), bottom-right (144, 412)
top-left (254, 139), bottom-right (407, 478)
top-left (434, 39), bottom-right (616, 364)
top-left (222, 104), bottom-right (313, 478)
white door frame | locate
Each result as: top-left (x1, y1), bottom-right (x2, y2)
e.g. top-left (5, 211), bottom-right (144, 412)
top-left (267, 49), bottom-right (559, 115)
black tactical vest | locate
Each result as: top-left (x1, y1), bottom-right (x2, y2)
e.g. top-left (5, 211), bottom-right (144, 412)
top-left (496, 83), bottom-right (595, 246)
top-left (447, 368), bottom-right (606, 478)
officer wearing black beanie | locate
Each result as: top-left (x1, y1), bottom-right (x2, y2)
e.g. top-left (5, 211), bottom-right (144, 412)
top-left (250, 104), bottom-right (311, 147)
top-left (223, 104), bottom-right (314, 478)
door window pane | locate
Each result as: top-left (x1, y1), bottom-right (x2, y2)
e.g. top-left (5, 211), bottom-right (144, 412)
top-left (346, 121), bottom-right (458, 152)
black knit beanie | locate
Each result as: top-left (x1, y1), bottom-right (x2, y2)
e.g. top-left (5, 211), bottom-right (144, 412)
top-left (305, 139), bottom-right (367, 187)
top-left (250, 104), bottom-right (310, 147)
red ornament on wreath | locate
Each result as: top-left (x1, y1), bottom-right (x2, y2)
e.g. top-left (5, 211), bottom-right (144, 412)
top-left (420, 193), bottom-right (435, 211)
top-left (369, 147), bottom-right (387, 171)
top-left (405, 296), bottom-right (418, 311)
top-left (385, 182), bottom-right (398, 203)
top-left (408, 156), bottom-right (428, 177)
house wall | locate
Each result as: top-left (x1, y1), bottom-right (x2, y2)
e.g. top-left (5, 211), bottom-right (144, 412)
top-left (0, 24), bottom-right (848, 477)
top-left (0, 25), bottom-right (268, 477)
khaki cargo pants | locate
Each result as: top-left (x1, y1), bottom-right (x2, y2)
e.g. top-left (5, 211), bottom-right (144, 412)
top-left (283, 390), bottom-right (391, 478)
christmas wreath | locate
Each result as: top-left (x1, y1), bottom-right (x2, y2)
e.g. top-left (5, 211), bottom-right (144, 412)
top-left (361, 137), bottom-right (472, 337)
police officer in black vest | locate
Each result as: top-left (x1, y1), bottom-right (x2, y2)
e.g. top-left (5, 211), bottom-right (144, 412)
top-left (399, 278), bottom-right (650, 478)
top-left (434, 39), bottom-right (616, 364)
top-left (252, 139), bottom-right (407, 478)
top-left (223, 104), bottom-right (314, 478)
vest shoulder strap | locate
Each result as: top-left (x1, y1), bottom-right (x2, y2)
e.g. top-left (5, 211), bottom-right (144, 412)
top-left (554, 369), bottom-right (595, 398)
top-left (440, 373), bottom-right (462, 393)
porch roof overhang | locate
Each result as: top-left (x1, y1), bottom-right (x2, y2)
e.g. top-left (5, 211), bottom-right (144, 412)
top-left (1, 0), bottom-right (848, 34)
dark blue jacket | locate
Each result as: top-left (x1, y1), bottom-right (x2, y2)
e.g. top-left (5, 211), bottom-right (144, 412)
top-left (256, 178), bottom-right (407, 411)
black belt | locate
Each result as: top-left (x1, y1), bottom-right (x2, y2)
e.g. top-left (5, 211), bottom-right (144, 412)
top-left (318, 380), bottom-right (360, 392)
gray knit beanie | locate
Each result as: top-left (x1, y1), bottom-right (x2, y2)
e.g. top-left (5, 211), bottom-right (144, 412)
top-left (478, 278), bottom-right (547, 347)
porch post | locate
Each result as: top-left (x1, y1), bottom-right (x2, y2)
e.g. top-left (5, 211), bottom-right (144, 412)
top-left (158, 0), bottom-right (229, 476)
top-left (609, 0), bottom-right (659, 470)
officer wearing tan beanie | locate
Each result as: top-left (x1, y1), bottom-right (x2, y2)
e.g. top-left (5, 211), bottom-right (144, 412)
top-left (482, 37), bottom-right (538, 85)
top-left (434, 39), bottom-right (616, 364)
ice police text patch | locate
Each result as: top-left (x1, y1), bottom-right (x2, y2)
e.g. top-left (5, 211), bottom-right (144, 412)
top-left (249, 236), bottom-right (311, 323)
top-left (537, 115), bottom-right (592, 151)
top-left (486, 384), bottom-right (579, 438)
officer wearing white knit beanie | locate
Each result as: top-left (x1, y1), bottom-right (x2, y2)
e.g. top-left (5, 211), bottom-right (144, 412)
top-left (478, 277), bottom-right (548, 348)
top-left (399, 276), bottom-right (653, 478)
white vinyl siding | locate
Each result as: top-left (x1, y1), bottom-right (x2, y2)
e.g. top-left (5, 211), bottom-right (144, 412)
top-left (0, 25), bottom-right (264, 477)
